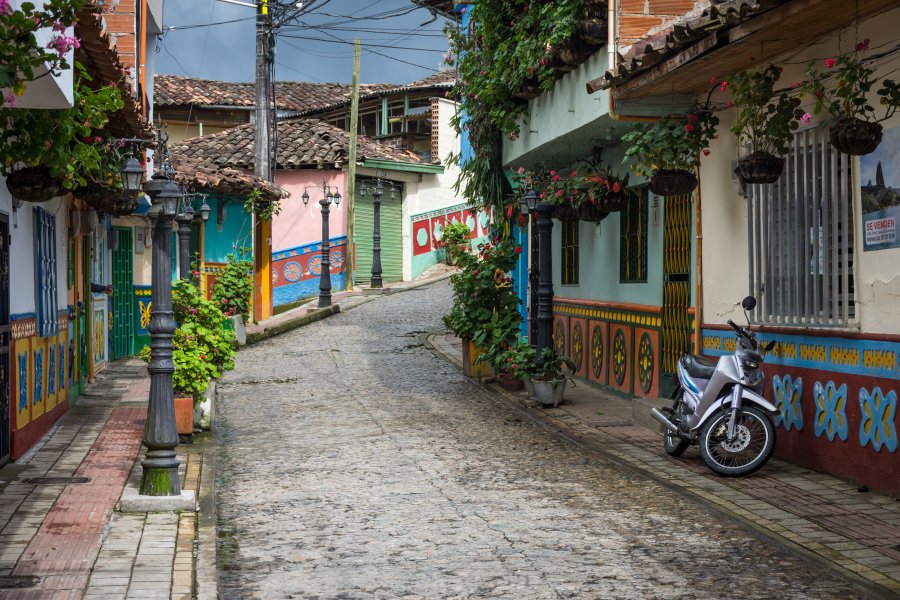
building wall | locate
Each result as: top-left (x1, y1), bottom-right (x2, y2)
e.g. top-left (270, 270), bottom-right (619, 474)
top-left (697, 10), bottom-right (900, 494)
top-left (618, 0), bottom-right (704, 47)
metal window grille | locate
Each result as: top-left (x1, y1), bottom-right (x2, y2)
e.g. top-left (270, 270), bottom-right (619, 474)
top-left (34, 207), bottom-right (59, 337)
top-left (620, 188), bottom-right (648, 283)
top-left (561, 220), bottom-right (579, 285)
top-left (747, 125), bottom-right (855, 326)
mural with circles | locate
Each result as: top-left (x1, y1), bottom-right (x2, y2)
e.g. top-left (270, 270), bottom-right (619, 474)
top-left (411, 203), bottom-right (491, 279)
top-left (271, 237), bottom-right (349, 306)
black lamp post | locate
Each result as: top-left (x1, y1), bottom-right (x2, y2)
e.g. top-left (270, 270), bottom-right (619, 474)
top-left (520, 189), bottom-right (555, 370)
top-left (359, 177), bottom-right (397, 289)
top-left (303, 184), bottom-right (341, 308)
top-left (175, 202), bottom-right (194, 281)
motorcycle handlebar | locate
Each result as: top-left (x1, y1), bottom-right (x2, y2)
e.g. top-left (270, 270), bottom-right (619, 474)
top-left (727, 319), bottom-right (742, 333)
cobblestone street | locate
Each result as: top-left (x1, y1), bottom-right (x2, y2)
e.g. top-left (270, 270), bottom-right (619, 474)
top-left (214, 282), bottom-right (878, 599)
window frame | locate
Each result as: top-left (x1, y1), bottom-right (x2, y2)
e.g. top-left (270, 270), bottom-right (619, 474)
top-left (561, 220), bottom-right (579, 286)
top-left (620, 187), bottom-right (649, 284)
top-left (34, 206), bottom-right (59, 337)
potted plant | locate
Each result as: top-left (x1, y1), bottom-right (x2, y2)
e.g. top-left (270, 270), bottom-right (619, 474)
top-left (576, 163), bottom-right (630, 218)
top-left (1, 62), bottom-right (125, 201)
top-left (141, 280), bottom-right (237, 434)
top-left (491, 339), bottom-right (536, 391)
top-left (443, 238), bottom-right (522, 378)
top-left (622, 111), bottom-right (718, 196)
top-left (804, 40), bottom-right (900, 155)
top-left (211, 247), bottom-right (254, 323)
top-left (529, 348), bottom-right (576, 407)
top-left (729, 65), bottom-right (804, 183)
top-left (441, 221), bottom-right (472, 265)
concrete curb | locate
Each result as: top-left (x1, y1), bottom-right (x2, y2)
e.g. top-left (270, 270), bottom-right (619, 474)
top-left (117, 489), bottom-right (197, 513)
top-left (245, 304), bottom-right (341, 346)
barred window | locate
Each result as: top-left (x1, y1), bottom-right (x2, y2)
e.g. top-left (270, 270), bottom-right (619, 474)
top-left (561, 220), bottom-right (579, 285)
top-left (747, 125), bottom-right (855, 326)
top-left (620, 188), bottom-right (648, 283)
top-left (34, 207), bottom-right (59, 337)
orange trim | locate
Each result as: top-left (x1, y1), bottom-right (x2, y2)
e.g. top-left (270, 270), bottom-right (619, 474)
top-left (139, 0), bottom-right (148, 116)
top-left (553, 296), bottom-right (663, 314)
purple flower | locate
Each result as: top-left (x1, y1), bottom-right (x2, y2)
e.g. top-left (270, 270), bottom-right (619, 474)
top-left (4, 93), bottom-right (15, 107)
top-left (0, 0), bottom-right (11, 15)
top-left (801, 112), bottom-right (812, 125)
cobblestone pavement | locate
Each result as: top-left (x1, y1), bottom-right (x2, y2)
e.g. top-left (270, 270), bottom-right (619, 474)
top-left (215, 281), bottom-right (881, 599)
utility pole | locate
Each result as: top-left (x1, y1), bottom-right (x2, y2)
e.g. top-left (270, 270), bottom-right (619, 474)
top-left (253, 0), bottom-right (274, 322)
top-left (346, 40), bottom-right (361, 290)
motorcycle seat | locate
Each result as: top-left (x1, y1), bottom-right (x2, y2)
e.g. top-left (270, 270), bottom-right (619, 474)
top-left (681, 354), bottom-right (718, 380)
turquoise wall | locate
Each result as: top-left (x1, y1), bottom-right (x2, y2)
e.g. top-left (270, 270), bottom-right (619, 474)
top-left (204, 195), bottom-right (254, 263)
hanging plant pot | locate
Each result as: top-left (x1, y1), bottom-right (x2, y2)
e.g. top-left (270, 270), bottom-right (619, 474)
top-left (577, 202), bottom-right (609, 223)
top-left (737, 152), bottom-right (785, 184)
top-left (106, 195), bottom-right (138, 217)
top-left (5, 166), bottom-right (62, 203)
top-left (75, 184), bottom-right (124, 213)
top-left (554, 204), bottom-right (579, 221)
top-left (648, 169), bottom-right (697, 197)
top-left (829, 118), bottom-right (883, 156)
top-left (598, 191), bottom-right (627, 213)
top-left (575, 19), bottom-right (606, 45)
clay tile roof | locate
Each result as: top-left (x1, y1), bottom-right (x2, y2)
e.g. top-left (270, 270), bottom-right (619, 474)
top-left (172, 118), bottom-right (427, 171)
top-left (75, 8), bottom-right (152, 138)
top-left (169, 152), bottom-right (289, 202)
top-left (154, 75), bottom-right (396, 112)
top-left (409, 0), bottom-right (457, 20)
top-left (296, 69), bottom-right (458, 116)
top-left (588, 0), bottom-right (785, 93)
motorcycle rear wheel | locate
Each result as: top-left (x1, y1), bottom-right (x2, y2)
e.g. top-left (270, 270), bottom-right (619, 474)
top-left (699, 407), bottom-right (775, 476)
top-left (663, 388), bottom-right (690, 457)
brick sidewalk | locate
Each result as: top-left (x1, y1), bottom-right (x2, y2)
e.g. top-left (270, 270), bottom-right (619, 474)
top-left (430, 333), bottom-right (900, 597)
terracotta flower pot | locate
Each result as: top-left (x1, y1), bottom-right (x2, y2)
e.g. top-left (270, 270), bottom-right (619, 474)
top-left (498, 373), bottom-right (525, 391)
top-left (829, 118), bottom-right (883, 156)
top-left (174, 395), bottom-right (194, 435)
top-left (737, 152), bottom-right (785, 184)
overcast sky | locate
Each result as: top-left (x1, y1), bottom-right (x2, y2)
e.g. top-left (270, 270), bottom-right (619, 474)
top-left (156, 0), bottom-right (452, 85)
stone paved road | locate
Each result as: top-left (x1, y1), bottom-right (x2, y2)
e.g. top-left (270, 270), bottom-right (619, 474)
top-left (214, 282), bottom-right (878, 599)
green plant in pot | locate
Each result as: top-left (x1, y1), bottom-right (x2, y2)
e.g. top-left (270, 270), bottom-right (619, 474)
top-left (441, 220), bottom-right (472, 266)
top-left (622, 110), bottom-right (718, 197)
top-left (211, 247), bottom-right (253, 322)
top-left (529, 348), bottom-right (576, 408)
top-left (729, 65), bottom-right (804, 184)
top-left (804, 40), bottom-right (899, 156)
top-left (490, 338), bottom-right (536, 391)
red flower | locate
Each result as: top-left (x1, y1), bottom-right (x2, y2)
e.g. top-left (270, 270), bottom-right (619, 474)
top-left (720, 81), bottom-right (727, 92)
top-left (702, 148), bottom-right (711, 156)
top-left (507, 205), bottom-right (514, 218)
top-left (825, 58), bottom-right (836, 69)
top-left (612, 182), bottom-right (621, 193)
top-left (856, 39), bottom-right (870, 51)
top-left (473, 270), bottom-right (479, 275)
top-left (816, 88), bottom-right (824, 98)
top-left (684, 124), bottom-right (694, 133)
top-left (687, 113), bottom-right (698, 124)
top-left (709, 76), bottom-right (716, 84)
top-left (514, 245), bottom-right (522, 254)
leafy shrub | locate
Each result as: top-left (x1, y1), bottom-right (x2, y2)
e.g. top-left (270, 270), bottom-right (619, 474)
top-left (211, 247), bottom-right (253, 322)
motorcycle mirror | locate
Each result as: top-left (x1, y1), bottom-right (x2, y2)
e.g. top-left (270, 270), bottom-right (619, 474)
top-left (765, 340), bottom-right (777, 352)
top-left (741, 296), bottom-right (757, 311)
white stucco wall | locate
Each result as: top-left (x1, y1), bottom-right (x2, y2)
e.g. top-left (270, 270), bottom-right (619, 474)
top-left (700, 8), bottom-right (900, 334)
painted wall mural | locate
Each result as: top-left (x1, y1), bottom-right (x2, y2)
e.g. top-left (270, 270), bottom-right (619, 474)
top-left (134, 286), bottom-right (152, 350)
top-left (411, 203), bottom-right (491, 279)
top-left (703, 326), bottom-right (900, 495)
top-left (271, 236), bottom-right (349, 306)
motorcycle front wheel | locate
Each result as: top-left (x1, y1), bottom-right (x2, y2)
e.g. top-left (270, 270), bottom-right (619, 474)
top-left (699, 406), bottom-right (775, 476)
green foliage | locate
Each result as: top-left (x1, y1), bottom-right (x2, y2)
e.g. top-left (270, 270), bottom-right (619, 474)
top-left (729, 65), bottom-right (804, 156)
top-left (140, 281), bottom-right (237, 397)
top-left (511, 164), bottom-right (631, 208)
top-left (443, 238), bottom-right (522, 343)
top-left (441, 221), bottom-right (471, 246)
top-left (445, 0), bottom-right (591, 217)
top-left (490, 338), bottom-right (537, 379)
top-left (0, 62), bottom-right (125, 190)
top-left (534, 348), bottom-right (576, 381)
top-left (211, 248), bottom-right (253, 322)
top-left (243, 189), bottom-right (282, 221)
top-left (804, 40), bottom-right (899, 123)
top-left (0, 0), bottom-right (86, 107)
top-left (622, 111), bottom-right (719, 174)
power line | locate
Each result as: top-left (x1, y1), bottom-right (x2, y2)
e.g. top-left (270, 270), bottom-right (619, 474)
top-left (277, 33), bottom-right (445, 52)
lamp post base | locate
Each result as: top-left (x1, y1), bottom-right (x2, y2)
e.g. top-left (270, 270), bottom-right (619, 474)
top-left (139, 450), bottom-right (182, 496)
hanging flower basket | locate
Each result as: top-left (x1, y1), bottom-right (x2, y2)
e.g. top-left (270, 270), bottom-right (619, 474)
top-left (75, 184), bottom-right (123, 213)
top-left (554, 204), bottom-right (579, 221)
top-left (4, 167), bottom-right (62, 203)
top-left (598, 191), bottom-right (627, 213)
top-left (829, 118), bottom-right (883, 156)
top-left (737, 152), bottom-right (785, 185)
top-left (578, 202), bottom-right (609, 223)
top-left (648, 169), bottom-right (697, 197)
top-left (106, 195), bottom-right (139, 217)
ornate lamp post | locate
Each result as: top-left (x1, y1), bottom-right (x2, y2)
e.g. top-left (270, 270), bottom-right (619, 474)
top-left (175, 202), bottom-right (194, 281)
top-left (302, 184), bottom-right (342, 308)
top-left (359, 176), bottom-right (397, 289)
top-left (520, 189), bottom-right (555, 370)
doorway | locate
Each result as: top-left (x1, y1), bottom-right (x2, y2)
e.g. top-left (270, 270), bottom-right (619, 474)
top-left (0, 215), bottom-right (10, 464)
top-left (660, 194), bottom-right (693, 397)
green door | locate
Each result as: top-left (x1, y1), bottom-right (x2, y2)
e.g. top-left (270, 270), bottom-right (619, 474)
top-left (111, 227), bottom-right (135, 359)
top-left (354, 193), bottom-right (402, 284)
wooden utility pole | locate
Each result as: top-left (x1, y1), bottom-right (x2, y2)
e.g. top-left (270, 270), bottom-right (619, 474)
top-left (345, 40), bottom-right (361, 290)
top-left (252, 0), bottom-right (274, 322)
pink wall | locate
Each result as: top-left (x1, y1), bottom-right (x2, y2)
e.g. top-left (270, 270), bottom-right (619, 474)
top-left (273, 170), bottom-right (348, 252)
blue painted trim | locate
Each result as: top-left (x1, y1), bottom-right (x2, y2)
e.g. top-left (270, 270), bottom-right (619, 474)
top-left (701, 328), bottom-right (900, 381)
top-left (10, 312), bottom-right (37, 321)
top-left (273, 236), bottom-right (349, 261)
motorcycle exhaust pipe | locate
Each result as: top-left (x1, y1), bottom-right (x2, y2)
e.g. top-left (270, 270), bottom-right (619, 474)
top-left (650, 408), bottom-right (679, 434)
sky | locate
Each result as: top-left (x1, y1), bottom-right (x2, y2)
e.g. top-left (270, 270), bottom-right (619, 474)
top-left (155, 0), bottom-right (452, 86)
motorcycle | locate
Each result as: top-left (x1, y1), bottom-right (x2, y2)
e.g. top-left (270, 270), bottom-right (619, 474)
top-left (651, 296), bottom-right (778, 477)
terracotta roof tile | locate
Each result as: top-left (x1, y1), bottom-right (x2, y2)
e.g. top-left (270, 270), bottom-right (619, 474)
top-left (154, 75), bottom-right (396, 112)
top-left (172, 118), bottom-right (427, 171)
top-left (169, 152), bottom-right (289, 202)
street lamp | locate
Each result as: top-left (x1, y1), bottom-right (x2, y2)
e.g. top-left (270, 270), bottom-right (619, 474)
top-left (303, 183), bottom-right (341, 308)
top-left (358, 174), bottom-right (399, 289)
top-left (175, 199), bottom-right (194, 281)
top-left (135, 130), bottom-right (184, 497)
top-left (121, 156), bottom-right (145, 195)
top-left (533, 199), bottom-right (555, 370)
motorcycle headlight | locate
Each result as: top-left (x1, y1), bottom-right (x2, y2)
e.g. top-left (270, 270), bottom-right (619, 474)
top-left (742, 359), bottom-right (758, 370)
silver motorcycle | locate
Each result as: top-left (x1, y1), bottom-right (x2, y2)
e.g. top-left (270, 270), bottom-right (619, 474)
top-left (651, 296), bottom-right (778, 477)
